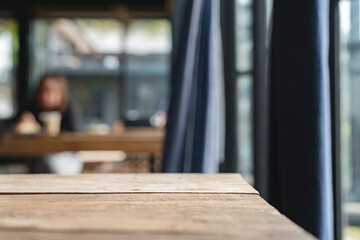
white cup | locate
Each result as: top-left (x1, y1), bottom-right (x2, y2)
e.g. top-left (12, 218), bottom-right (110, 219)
top-left (39, 111), bottom-right (62, 137)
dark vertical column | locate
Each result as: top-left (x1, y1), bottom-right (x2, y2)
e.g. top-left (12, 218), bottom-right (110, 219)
top-left (253, 0), bottom-right (269, 200)
top-left (220, 0), bottom-right (238, 173)
top-left (17, 14), bottom-right (30, 110)
top-left (329, 0), bottom-right (342, 239)
top-left (268, 0), bottom-right (333, 238)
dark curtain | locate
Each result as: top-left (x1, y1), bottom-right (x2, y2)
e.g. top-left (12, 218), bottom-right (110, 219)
top-left (269, 0), bottom-right (333, 239)
top-left (162, 0), bottom-right (225, 173)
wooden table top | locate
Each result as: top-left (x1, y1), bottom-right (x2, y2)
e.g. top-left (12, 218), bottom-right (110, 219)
top-left (0, 128), bottom-right (165, 156)
top-left (0, 174), bottom-right (315, 240)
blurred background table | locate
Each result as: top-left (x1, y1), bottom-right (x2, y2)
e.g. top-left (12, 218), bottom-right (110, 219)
top-left (0, 174), bottom-right (315, 240)
top-left (0, 128), bottom-right (164, 156)
top-left (0, 128), bottom-right (165, 173)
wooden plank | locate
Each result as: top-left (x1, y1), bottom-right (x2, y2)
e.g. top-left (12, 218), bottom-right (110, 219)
top-left (0, 128), bottom-right (165, 156)
top-left (0, 231), bottom-right (278, 240)
top-left (0, 194), bottom-right (315, 240)
top-left (0, 230), bottom-right (315, 240)
top-left (0, 174), bottom-right (258, 195)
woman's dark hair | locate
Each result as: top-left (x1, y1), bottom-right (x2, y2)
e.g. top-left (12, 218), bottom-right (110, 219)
top-left (36, 74), bottom-right (69, 113)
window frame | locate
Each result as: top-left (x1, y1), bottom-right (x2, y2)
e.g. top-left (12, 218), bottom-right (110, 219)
top-left (330, 0), bottom-right (342, 239)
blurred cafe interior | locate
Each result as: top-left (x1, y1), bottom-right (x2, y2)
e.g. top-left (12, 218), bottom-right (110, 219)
top-left (0, 0), bottom-right (359, 240)
top-left (0, 0), bottom-right (172, 174)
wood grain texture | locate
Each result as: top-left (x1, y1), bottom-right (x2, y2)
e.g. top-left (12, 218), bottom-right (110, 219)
top-left (0, 231), bottom-right (285, 240)
top-left (0, 128), bottom-right (164, 156)
top-left (0, 194), bottom-right (315, 240)
top-left (0, 174), bottom-right (258, 195)
top-left (0, 174), bottom-right (316, 239)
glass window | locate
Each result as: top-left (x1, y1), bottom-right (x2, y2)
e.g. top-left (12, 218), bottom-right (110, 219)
top-left (29, 18), bottom-right (171, 129)
top-left (237, 74), bottom-right (253, 183)
top-left (235, 0), bottom-right (273, 185)
top-left (339, 0), bottom-right (360, 239)
top-left (0, 19), bottom-right (18, 119)
top-left (125, 19), bottom-right (171, 55)
top-left (236, 0), bottom-right (254, 184)
top-left (236, 0), bottom-right (253, 73)
top-left (123, 20), bottom-right (171, 124)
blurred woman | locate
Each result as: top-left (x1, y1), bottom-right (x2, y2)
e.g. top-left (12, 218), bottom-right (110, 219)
top-left (13, 74), bottom-right (82, 174)
top-left (14, 74), bottom-right (78, 133)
